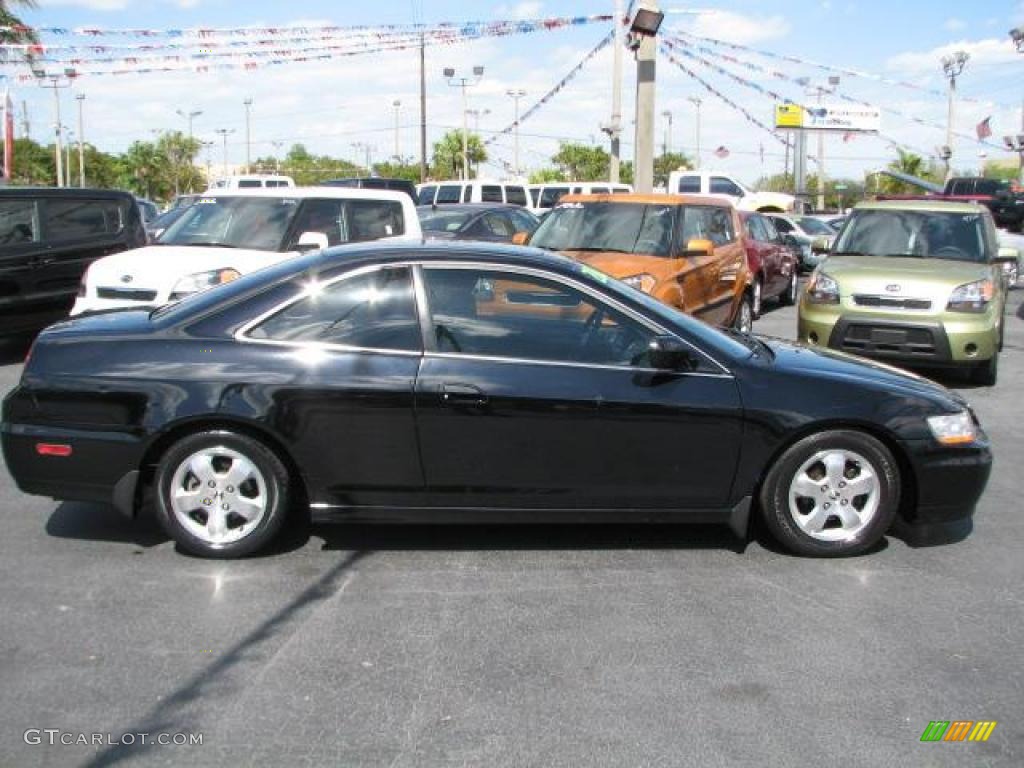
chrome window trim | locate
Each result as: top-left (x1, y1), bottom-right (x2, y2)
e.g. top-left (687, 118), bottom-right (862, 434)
top-left (423, 350), bottom-right (731, 378)
top-left (418, 260), bottom-right (731, 376)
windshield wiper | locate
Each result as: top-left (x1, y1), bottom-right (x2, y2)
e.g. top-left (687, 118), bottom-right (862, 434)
top-left (176, 241), bottom-right (240, 248)
top-left (563, 246), bottom-right (635, 253)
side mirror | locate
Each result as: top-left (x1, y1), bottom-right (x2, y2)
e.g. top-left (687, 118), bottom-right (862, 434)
top-left (684, 238), bottom-right (713, 257)
top-left (511, 231), bottom-right (529, 246)
top-left (647, 335), bottom-right (696, 371)
top-left (296, 231), bottom-right (329, 252)
top-left (811, 236), bottom-right (831, 254)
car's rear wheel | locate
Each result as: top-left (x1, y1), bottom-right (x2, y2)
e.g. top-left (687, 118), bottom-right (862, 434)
top-left (759, 430), bottom-right (899, 557)
top-left (779, 271), bottom-right (798, 306)
top-left (734, 292), bottom-right (754, 333)
top-left (155, 430), bottom-right (290, 558)
top-left (970, 351), bottom-right (998, 387)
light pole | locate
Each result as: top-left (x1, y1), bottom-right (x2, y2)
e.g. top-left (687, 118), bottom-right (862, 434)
top-left (63, 127), bottom-right (73, 187)
top-left (176, 108), bottom-right (202, 141)
top-left (32, 67), bottom-right (76, 187)
top-left (628, 1), bottom-right (665, 194)
top-left (214, 128), bottom-right (234, 178)
top-left (392, 100), bottom-right (401, 163)
top-left (808, 75), bottom-right (840, 211)
top-left (1010, 28), bottom-right (1024, 183)
top-left (687, 96), bottom-right (702, 170)
top-left (271, 140), bottom-right (284, 174)
top-left (941, 51), bottom-right (969, 182)
top-left (661, 109), bottom-right (673, 155)
top-left (506, 88), bottom-right (526, 180)
top-left (604, 0), bottom-right (625, 183)
top-left (465, 108), bottom-right (490, 178)
top-left (243, 98), bottom-right (253, 174)
top-left (351, 142), bottom-right (372, 175)
top-left (75, 94), bottom-right (85, 187)
top-left (444, 65), bottom-right (484, 181)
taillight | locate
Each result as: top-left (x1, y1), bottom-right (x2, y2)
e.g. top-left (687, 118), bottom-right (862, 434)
top-left (36, 443), bottom-right (73, 457)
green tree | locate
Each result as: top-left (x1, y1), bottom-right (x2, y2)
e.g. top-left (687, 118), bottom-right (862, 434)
top-left (372, 161), bottom-right (422, 183)
top-left (10, 137), bottom-right (53, 185)
top-left (654, 151), bottom-right (692, 189)
top-left (551, 142), bottom-right (609, 181)
top-left (874, 148), bottom-right (943, 194)
top-left (277, 143), bottom-right (361, 185)
top-left (431, 130), bottom-right (486, 180)
top-left (528, 167), bottom-right (566, 184)
top-left (0, 0), bottom-right (37, 45)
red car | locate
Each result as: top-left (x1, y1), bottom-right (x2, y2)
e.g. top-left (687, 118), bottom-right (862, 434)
top-left (739, 211), bottom-right (799, 317)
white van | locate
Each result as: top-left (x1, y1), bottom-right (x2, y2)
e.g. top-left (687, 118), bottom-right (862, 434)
top-left (73, 187), bottom-right (421, 315)
top-left (416, 180), bottom-right (530, 208)
top-left (207, 174), bottom-right (296, 191)
top-left (527, 182), bottom-right (633, 215)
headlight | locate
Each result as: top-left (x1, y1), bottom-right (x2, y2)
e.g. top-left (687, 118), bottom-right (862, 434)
top-left (169, 268), bottom-right (241, 301)
top-left (805, 271), bottom-right (839, 304)
top-left (946, 278), bottom-right (994, 313)
top-left (926, 411), bottom-right (977, 446)
top-left (621, 273), bottom-right (656, 293)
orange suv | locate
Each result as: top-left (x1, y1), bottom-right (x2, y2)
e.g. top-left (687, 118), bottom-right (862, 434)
top-left (522, 194), bottom-right (752, 330)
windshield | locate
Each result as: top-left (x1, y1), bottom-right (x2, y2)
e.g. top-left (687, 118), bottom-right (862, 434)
top-left (419, 209), bottom-right (473, 233)
top-left (160, 196), bottom-right (300, 250)
top-left (530, 202), bottom-right (676, 256)
top-left (834, 209), bottom-right (988, 262)
top-left (796, 217), bottom-right (834, 235)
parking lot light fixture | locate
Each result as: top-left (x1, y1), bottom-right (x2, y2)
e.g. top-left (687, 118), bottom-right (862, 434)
top-left (941, 50), bottom-right (970, 181)
top-left (444, 66), bottom-right (485, 181)
top-left (1011, 26), bottom-right (1024, 52)
top-left (33, 68), bottom-right (76, 187)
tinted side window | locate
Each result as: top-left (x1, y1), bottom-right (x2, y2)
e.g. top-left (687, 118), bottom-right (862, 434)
top-left (681, 206), bottom-right (735, 246)
top-left (238, 180), bottom-right (263, 188)
top-left (745, 216), bottom-right (764, 241)
top-left (481, 185), bottom-right (503, 203)
top-left (289, 199), bottom-right (405, 247)
top-left (590, 187), bottom-right (610, 195)
top-left (0, 200), bottom-right (39, 244)
top-left (760, 216), bottom-right (781, 242)
top-left (423, 268), bottom-right (658, 367)
top-left (417, 186), bottom-right (437, 205)
top-left (772, 217), bottom-right (794, 233)
top-left (436, 185), bottom-right (461, 204)
top-left (539, 187), bottom-right (569, 208)
top-left (677, 176), bottom-right (702, 194)
top-left (509, 209), bottom-right (539, 233)
top-left (248, 266), bottom-right (420, 350)
top-left (266, 180), bottom-right (288, 188)
top-left (43, 199), bottom-right (123, 241)
top-left (483, 213), bottom-right (514, 238)
top-left (710, 177), bottom-right (744, 197)
top-left (506, 186), bottom-right (528, 206)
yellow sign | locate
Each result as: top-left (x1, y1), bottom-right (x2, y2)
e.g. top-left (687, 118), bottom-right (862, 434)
top-left (775, 103), bottom-right (804, 129)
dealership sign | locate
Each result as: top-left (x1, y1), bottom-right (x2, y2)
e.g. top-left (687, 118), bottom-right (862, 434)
top-left (775, 103), bottom-right (881, 132)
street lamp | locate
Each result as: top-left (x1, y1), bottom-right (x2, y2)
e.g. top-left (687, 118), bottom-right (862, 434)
top-left (444, 65), bottom-right (484, 181)
top-left (687, 96), bottom-right (702, 170)
top-left (75, 94), bottom-right (85, 187)
top-left (941, 50), bottom-right (969, 181)
top-left (1010, 26), bottom-right (1024, 52)
top-left (506, 89), bottom-right (526, 180)
top-left (629, 0), bottom-right (665, 193)
top-left (243, 98), bottom-right (253, 174)
top-left (214, 128), bottom-right (235, 178)
top-left (806, 75), bottom-right (840, 211)
top-left (465, 108), bottom-right (491, 178)
top-left (32, 67), bottom-right (77, 187)
top-left (176, 108), bottom-right (202, 141)
top-left (661, 109), bottom-right (673, 156)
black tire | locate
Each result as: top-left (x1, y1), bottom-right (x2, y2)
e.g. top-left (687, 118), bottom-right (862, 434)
top-left (154, 429), bottom-right (291, 558)
top-left (970, 352), bottom-right (998, 386)
top-left (778, 270), bottom-right (798, 307)
top-left (733, 292), bottom-right (754, 333)
top-left (751, 277), bottom-right (763, 318)
top-left (759, 430), bottom-right (900, 557)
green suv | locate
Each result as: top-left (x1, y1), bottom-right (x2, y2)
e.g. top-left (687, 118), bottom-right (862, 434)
top-left (798, 200), bottom-right (1011, 385)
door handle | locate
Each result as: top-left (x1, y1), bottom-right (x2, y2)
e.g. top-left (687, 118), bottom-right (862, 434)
top-left (440, 383), bottom-right (488, 407)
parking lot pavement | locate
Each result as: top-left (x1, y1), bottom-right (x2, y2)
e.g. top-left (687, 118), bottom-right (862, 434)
top-left (0, 292), bottom-right (1021, 767)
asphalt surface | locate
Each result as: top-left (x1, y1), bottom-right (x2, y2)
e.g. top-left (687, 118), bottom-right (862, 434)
top-left (0, 287), bottom-right (1022, 767)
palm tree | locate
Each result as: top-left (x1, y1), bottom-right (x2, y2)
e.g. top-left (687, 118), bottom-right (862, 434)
top-left (0, 1), bottom-right (38, 45)
top-left (431, 130), bottom-right (486, 180)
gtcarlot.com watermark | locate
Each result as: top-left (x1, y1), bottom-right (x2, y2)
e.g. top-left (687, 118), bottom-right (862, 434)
top-left (24, 729), bottom-right (203, 747)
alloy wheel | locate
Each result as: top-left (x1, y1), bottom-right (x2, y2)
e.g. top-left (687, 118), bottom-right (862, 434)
top-left (787, 449), bottom-right (880, 542)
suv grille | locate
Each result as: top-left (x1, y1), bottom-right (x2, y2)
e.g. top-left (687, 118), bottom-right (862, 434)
top-left (852, 294), bottom-right (932, 310)
top-left (97, 287), bottom-right (158, 302)
top-left (838, 324), bottom-right (939, 358)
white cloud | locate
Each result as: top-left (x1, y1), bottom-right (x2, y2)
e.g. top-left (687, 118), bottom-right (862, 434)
top-left (944, 18), bottom-right (966, 32)
top-left (886, 38), bottom-right (1019, 77)
top-left (683, 10), bottom-right (790, 46)
top-left (495, 2), bottom-right (543, 20)
top-left (44, 0), bottom-right (130, 9)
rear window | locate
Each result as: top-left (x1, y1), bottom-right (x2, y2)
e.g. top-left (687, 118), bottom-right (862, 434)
top-left (481, 185), bottom-right (503, 203)
top-left (43, 199), bottom-right (124, 241)
top-left (436, 185), bottom-right (462, 204)
top-left (0, 199), bottom-right (39, 244)
top-left (676, 176), bottom-right (702, 194)
top-left (506, 186), bottom-right (528, 206)
top-left (417, 186), bottom-right (437, 205)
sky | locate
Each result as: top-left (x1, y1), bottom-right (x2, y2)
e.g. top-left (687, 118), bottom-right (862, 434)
top-left (4, 0), bottom-right (1024, 186)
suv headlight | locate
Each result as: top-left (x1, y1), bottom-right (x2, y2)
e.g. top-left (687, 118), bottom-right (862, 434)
top-left (169, 268), bottom-right (241, 301)
top-left (621, 273), bottom-right (656, 293)
top-left (805, 271), bottom-right (839, 304)
top-left (926, 411), bottom-right (977, 445)
top-left (946, 278), bottom-right (994, 313)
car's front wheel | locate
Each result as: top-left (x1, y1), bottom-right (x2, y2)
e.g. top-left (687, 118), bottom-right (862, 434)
top-left (734, 292), bottom-right (754, 333)
top-left (154, 430), bottom-right (291, 558)
top-left (759, 430), bottom-right (900, 557)
top-left (970, 351), bottom-right (998, 387)
top-left (779, 271), bottom-right (798, 306)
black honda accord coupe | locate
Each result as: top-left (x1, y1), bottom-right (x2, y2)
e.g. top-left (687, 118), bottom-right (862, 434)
top-left (2, 241), bottom-right (992, 558)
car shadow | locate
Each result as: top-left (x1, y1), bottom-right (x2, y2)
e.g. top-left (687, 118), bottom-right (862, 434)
top-left (45, 502), bottom-right (169, 550)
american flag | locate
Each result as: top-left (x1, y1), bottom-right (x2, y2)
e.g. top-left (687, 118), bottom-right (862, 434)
top-left (976, 116), bottom-right (992, 140)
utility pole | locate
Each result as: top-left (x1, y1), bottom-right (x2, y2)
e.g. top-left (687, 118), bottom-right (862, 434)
top-left (631, 0), bottom-right (664, 194)
top-left (75, 94), bottom-right (85, 187)
top-left (32, 68), bottom-right (76, 187)
top-left (688, 96), bottom-right (702, 170)
top-left (444, 65), bottom-right (484, 181)
top-left (393, 99), bottom-right (401, 163)
top-left (214, 128), bottom-right (234, 178)
top-left (941, 51), bottom-right (969, 182)
top-left (604, 0), bottom-right (624, 184)
top-left (466, 108), bottom-right (490, 177)
top-left (419, 32), bottom-right (427, 183)
top-left (20, 100), bottom-right (29, 139)
top-left (63, 128), bottom-right (72, 187)
top-left (243, 97), bottom-right (253, 174)
top-left (810, 75), bottom-right (840, 211)
top-left (507, 89), bottom-right (526, 179)
top-left (661, 109), bottom-right (672, 155)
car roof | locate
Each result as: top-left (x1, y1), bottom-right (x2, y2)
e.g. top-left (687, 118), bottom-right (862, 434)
top-left (560, 192), bottom-right (732, 207)
top-left (416, 203), bottom-right (520, 213)
top-left (0, 187), bottom-right (136, 201)
top-left (194, 187), bottom-right (410, 202)
top-left (856, 199), bottom-right (988, 214)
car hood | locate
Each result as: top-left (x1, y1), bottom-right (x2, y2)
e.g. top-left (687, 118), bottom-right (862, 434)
top-left (85, 245), bottom-right (291, 287)
top-left (818, 254), bottom-right (992, 298)
top-left (557, 249), bottom-right (661, 280)
top-left (760, 334), bottom-right (966, 408)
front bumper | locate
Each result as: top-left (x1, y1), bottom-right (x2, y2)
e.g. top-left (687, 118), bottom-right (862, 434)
top-left (904, 432), bottom-right (992, 523)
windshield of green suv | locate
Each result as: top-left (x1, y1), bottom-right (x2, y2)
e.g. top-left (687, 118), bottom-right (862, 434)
top-left (529, 202), bottom-right (676, 256)
top-left (160, 196), bottom-right (301, 251)
top-left (795, 216), bottom-right (834, 236)
top-left (833, 209), bottom-right (988, 263)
